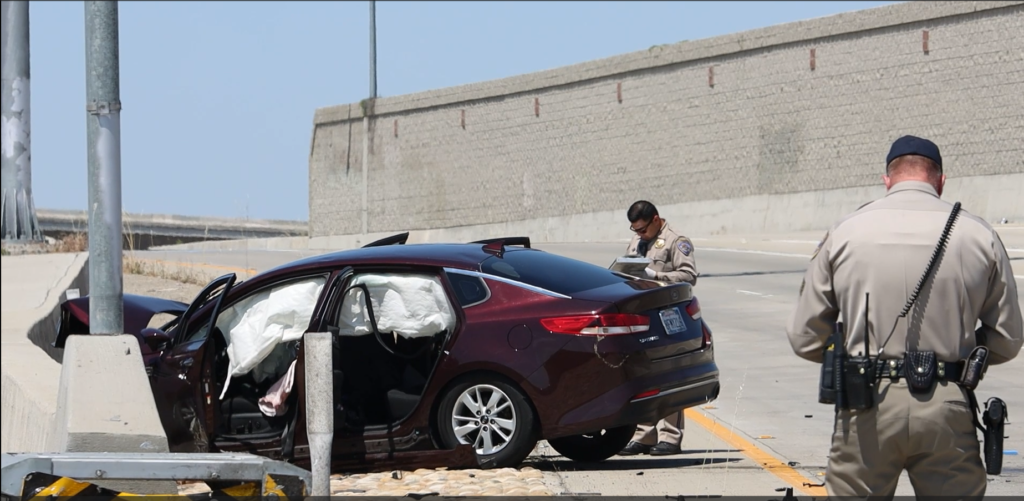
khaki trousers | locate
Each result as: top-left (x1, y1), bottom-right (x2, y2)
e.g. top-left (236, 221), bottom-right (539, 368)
top-left (825, 378), bottom-right (986, 499)
top-left (631, 410), bottom-right (684, 445)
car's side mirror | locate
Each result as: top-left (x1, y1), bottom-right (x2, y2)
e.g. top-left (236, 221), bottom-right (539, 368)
top-left (140, 327), bottom-right (172, 353)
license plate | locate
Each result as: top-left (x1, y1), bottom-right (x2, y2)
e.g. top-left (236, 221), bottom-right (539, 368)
top-left (659, 307), bottom-right (687, 335)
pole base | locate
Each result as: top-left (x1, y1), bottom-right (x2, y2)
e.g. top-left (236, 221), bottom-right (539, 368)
top-left (1, 187), bottom-right (43, 242)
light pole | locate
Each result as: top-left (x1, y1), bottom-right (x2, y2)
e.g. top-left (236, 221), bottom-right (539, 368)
top-left (361, 0), bottom-right (377, 235)
top-left (1, 0), bottom-right (43, 243)
top-left (84, 0), bottom-right (124, 335)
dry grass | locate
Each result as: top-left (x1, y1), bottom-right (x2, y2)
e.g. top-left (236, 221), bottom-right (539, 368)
top-left (123, 253), bottom-right (210, 286)
top-left (53, 232), bottom-right (90, 253)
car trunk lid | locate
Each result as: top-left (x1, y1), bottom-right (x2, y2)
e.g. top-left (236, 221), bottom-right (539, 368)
top-left (570, 279), bottom-right (707, 359)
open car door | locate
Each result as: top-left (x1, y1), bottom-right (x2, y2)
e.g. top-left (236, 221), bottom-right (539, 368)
top-left (149, 273), bottom-right (237, 452)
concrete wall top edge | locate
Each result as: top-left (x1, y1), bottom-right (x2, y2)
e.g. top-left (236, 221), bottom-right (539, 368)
top-left (311, 0), bottom-right (1023, 124)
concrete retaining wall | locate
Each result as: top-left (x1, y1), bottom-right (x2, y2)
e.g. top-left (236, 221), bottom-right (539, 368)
top-left (308, 0), bottom-right (1024, 241)
top-left (1, 253), bottom-right (89, 453)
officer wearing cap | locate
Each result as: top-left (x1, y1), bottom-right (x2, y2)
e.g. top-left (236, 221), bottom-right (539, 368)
top-left (617, 200), bottom-right (698, 456)
top-left (787, 135), bottom-right (1023, 497)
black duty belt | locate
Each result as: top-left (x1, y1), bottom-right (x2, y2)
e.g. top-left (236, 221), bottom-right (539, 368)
top-left (873, 358), bottom-right (965, 382)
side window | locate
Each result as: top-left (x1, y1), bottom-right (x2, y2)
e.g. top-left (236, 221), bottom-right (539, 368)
top-left (335, 272), bottom-right (457, 338)
top-left (445, 271), bottom-right (490, 308)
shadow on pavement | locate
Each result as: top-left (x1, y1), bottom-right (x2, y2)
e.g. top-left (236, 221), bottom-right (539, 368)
top-left (525, 455), bottom-right (744, 471)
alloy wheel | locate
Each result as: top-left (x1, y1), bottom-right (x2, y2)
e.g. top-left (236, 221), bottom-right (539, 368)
top-left (450, 383), bottom-right (517, 455)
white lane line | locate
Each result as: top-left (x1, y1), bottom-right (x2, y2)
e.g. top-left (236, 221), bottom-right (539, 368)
top-left (1015, 275), bottom-right (1024, 279)
top-left (1007, 248), bottom-right (1023, 253)
top-left (736, 289), bottom-right (773, 297)
top-left (701, 247), bottom-right (812, 258)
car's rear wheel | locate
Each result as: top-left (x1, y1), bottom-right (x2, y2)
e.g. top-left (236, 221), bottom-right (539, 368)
top-left (547, 424), bottom-right (636, 463)
top-left (436, 374), bottom-right (537, 469)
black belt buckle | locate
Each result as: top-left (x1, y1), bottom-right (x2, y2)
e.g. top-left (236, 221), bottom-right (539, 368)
top-left (904, 350), bottom-right (937, 393)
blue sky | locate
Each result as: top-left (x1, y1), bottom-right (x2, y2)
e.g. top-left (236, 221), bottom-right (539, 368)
top-left (24, 0), bottom-right (898, 221)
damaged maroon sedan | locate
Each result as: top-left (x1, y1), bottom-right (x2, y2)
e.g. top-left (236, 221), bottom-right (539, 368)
top-left (55, 234), bottom-right (720, 472)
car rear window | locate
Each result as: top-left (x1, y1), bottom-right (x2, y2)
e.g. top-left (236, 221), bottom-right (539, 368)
top-left (480, 249), bottom-right (631, 296)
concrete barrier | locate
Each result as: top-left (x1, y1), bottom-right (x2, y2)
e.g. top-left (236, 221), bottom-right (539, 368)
top-left (51, 335), bottom-right (174, 494)
top-left (146, 173), bottom-right (1024, 256)
top-left (1, 251), bottom-right (174, 494)
top-left (1, 252), bottom-right (89, 454)
top-left (151, 235), bottom-right (310, 252)
top-left (306, 174), bottom-right (1023, 250)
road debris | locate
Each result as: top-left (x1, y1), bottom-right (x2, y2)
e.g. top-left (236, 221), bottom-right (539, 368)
top-left (329, 467), bottom-right (555, 496)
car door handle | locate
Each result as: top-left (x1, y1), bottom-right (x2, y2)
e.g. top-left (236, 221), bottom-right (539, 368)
top-left (180, 357), bottom-right (194, 368)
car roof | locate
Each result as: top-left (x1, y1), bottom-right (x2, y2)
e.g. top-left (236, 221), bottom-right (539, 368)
top-left (263, 242), bottom-right (531, 276)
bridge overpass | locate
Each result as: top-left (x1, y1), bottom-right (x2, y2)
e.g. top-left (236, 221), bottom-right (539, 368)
top-left (34, 208), bottom-right (307, 250)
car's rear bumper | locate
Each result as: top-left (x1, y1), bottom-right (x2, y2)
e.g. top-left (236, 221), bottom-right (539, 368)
top-left (531, 347), bottom-right (720, 440)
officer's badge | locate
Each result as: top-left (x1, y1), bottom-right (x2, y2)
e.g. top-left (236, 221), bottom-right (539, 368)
top-left (655, 239), bottom-right (665, 249)
top-left (677, 240), bottom-right (692, 256)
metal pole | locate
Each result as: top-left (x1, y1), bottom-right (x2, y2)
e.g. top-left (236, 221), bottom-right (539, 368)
top-left (84, 1), bottom-right (123, 335)
top-left (1, 0), bottom-right (42, 242)
top-left (361, 0), bottom-right (376, 235)
top-left (303, 332), bottom-right (333, 497)
top-left (370, 0), bottom-right (377, 99)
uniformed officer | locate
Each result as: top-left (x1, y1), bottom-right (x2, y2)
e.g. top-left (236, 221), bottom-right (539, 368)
top-left (617, 200), bottom-right (698, 456)
top-left (787, 135), bottom-right (1023, 498)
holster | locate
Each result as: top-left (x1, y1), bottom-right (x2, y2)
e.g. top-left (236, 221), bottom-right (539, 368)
top-left (904, 350), bottom-right (937, 393)
top-left (982, 397), bottom-right (1007, 475)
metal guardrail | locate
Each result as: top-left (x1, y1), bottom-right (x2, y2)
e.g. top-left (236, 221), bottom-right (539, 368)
top-left (1, 452), bottom-right (311, 500)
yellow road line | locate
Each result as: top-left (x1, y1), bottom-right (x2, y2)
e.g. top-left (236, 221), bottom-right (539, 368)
top-left (685, 407), bottom-right (828, 497)
top-left (137, 258), bottom-right (257, 276)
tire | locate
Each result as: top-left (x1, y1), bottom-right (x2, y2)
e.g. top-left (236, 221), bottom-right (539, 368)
top-left (547, 424), bottom-right (636, 463)
top-left (436, 374), bottom-right (538, 469)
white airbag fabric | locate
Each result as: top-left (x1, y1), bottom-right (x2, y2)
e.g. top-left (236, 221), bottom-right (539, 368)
top-left (337, 273), bottom-right (455, 339)
top-left (216, 277), bottom-right (325, 399)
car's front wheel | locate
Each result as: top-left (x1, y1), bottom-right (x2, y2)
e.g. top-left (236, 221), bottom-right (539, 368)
top-left (547, 424), bottom-right (636, 463)
top-left (436, 374), bottom-right (537, 469)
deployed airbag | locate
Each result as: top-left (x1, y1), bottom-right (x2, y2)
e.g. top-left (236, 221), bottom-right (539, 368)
top-left (216, 277), bottom-right (326, 399)
top-left (337, 273), bottom-right (455, 339)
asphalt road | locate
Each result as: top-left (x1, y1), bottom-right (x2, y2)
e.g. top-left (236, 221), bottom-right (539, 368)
top-left (132, 243), bottom-right (1024, 497)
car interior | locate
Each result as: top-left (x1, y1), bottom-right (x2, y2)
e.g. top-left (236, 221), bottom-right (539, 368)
top-left (202, 270), bottom-right (457, 444)
top-left (208, 275), bottom-right (328, 442)
top-left (325, 271), bottom-right (457, 431)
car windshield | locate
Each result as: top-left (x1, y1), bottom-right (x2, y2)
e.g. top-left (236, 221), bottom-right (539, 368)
top-left (480, 249), bottom-right (631, 296)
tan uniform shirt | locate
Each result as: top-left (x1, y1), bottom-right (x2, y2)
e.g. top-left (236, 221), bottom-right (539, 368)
top-left (788, 181), bottom-right (1023, 365)
top-left (627, 220), bottom-right (699, 285)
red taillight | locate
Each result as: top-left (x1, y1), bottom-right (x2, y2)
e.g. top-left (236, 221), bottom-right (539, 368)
top-left (685, 297), bottom-right (701, 320)
top-left (540, 313), bottom-right (650, 336)
top-left (632, 389), bottom-right (660, 400)
top-left (701, 322), bottom-right (712, 348)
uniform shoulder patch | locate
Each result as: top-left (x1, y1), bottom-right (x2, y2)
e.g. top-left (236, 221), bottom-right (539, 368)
top-left (677, 239), bottom-right (692, 256)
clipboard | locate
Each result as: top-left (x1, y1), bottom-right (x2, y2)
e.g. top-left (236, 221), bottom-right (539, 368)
top-left (609, 256), bottom-right (651, 278)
